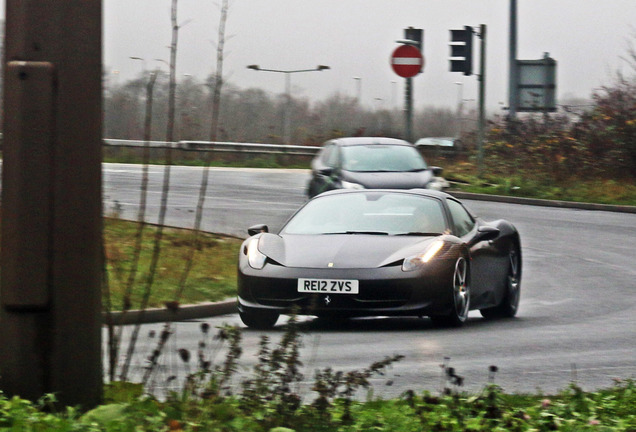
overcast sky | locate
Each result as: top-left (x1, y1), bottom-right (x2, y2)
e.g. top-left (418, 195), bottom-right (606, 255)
top-left (4, 1), bottom-right (636, 112)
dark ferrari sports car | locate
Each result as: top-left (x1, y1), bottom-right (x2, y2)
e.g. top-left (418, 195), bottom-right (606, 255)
top-left (237, 189), bottom-right (521, 329)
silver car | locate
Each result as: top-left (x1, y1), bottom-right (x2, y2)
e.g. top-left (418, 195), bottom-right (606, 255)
top-left (307, 137), bottom-right (445, 198)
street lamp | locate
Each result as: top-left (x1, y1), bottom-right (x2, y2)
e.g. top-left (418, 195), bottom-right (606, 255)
top-left (353, 76), bottom-right (362, 103)
top-left (247, 64), bottom-right (330, 144)
top-left (154, 58), bottom-right (170, 69)
top-left (129, 56), bottom-right (147, 76)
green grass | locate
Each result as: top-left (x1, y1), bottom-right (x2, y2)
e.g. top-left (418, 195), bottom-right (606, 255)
top-left (439, 161), bottom-right (636, 206)
top-left (103, 218), bottom-right (243, 310)
top-left (449, 177), bottom-right (636, 206)
top-left (103, 152), bottom-right (312, 170)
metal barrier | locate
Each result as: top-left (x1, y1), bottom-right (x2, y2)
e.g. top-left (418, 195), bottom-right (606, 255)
top-left (103, 138), bottom-right (321, 157)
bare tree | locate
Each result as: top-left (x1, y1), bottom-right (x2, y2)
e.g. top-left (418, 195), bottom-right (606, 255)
top-left (209, 0), bottom-right (230, 142)
top-left (171, 0), bottom-right (232, 307)
top-left (120, 0), bottom-right (182, 382)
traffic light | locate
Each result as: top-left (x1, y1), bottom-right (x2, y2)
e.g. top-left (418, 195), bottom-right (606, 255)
top-left (449, 26), bottom-right (473, 75)
top-left (404, 27), bottom-right (423, 52)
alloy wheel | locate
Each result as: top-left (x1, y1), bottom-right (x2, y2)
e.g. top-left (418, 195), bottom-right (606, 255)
top-left (507, 246), bottom-right (521, 314)
top-left (453, 256), bottom-right (470, 322)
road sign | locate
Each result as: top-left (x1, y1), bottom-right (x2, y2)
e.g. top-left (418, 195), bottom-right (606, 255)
top-left (391, 44), bottom-right (423, 78)
top-left (516, 55), bottom-right (557, 112)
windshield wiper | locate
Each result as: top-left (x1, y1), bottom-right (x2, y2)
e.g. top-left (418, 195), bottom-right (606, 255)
top-left (345, 230), bottom-right (389, 235)
top-left (395, 232), bottom-right (443, 236)
top-left (322, 231), bottom-right (390, 235)
top-left (354, 169), bottom-right (397, 173)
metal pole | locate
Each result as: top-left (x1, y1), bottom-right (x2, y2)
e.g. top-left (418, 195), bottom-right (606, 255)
top-left (405, 77), bottom-right (413, 142)
top-left (1, 0), bottom-right (103, 407)
top-left (284, 72), bottom-right (291, 144)
top-left (455, 82), bottom-right (463, 136)
top-left (508, 0), bottom-right (518, 119)
top-left (477, 24), bottom-right (487, 177)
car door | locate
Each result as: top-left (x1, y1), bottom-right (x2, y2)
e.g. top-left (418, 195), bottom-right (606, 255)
top-left (446, 198), bottom-right (498, 308)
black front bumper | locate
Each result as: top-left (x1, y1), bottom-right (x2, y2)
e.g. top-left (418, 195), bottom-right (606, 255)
top-left (237, 259), bottom-right (455, 318)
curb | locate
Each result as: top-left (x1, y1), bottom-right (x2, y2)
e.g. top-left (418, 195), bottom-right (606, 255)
top-left (103, 299), bottom-right (236, 325)
top-left (448, 191), bottom-right (636, 214)
top-left (104, 191), bottom-right (635, 326)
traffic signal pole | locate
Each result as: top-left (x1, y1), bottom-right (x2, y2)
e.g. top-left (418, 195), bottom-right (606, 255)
top-left (508, 0), bottom-right (518, 120)
top-left (1, 0), bottom-right (103, 407)
top-left (449, 24), bottom-right (485, 175)
top-left (477, 24), bottom-right (487, 177)
top-left (405, 77), bottom-right (413, 142)
top-left (402, 27), bottom-right (422, 143)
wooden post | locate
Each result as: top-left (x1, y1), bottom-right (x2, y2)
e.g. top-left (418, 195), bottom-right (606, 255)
top-left (1, 0), bottom-right (103, 408)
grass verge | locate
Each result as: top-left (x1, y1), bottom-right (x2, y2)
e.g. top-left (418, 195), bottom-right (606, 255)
top-left (103, 218), bottom-right (243, 310)
top-left (437, 160), bottom-right (636, 206)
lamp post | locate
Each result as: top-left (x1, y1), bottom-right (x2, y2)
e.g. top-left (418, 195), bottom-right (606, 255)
top-left (353, 76), bottom-right (362, 104)
top-left (391, 80), bottom-right (397, 109)
top-left (454, 81), bottom-right (463, 137)
top-left (247, 64), bottom-right (330, 144)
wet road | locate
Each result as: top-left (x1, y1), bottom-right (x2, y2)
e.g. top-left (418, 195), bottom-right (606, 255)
top-left (103, 163), bottom-right (636, 397)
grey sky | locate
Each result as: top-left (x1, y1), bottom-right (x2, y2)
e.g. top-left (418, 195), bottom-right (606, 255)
top-left (5, 1), bottom-right (636, 112)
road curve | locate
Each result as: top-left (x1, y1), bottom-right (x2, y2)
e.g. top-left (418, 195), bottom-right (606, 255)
top-left (103, 163), bottom-right (636, 396)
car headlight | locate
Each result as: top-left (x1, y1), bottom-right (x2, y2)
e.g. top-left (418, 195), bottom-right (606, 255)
top-left (340, 180), bottom-right (365, 190)
top-left (402, 240), bottom-right (445, 272)
top-left (426, 180), bottom-right (443, 191)
top-left (246, 237), bottom-right (267, 269)
top-left (426, 177), bottom-right (450, 191)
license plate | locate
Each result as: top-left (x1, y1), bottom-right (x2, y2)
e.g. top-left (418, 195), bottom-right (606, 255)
top-left (297, 278), bottom-right (359, 294)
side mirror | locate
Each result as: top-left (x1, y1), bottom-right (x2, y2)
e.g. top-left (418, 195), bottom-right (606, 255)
top-left (248, 224), bottom-right (269, 236)
top-left (431, 166), bottom-right (443, 176)
top-left (318, 167), bottom-right (335, 177)
top-left (473, 225), bottom-right (500, 243)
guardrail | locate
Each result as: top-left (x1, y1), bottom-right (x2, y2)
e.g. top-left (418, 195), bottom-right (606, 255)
top-left (103, 139), bottom-right (321, 157)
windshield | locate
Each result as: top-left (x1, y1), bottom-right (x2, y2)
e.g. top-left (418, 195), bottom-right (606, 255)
top-left (282, 192), bottom-right (447, 236)
top-left (341, 144), bottom-right (427, 172)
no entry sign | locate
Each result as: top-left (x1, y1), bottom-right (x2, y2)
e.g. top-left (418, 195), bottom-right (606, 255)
top-left (391, 44), bottom-right (423, 78)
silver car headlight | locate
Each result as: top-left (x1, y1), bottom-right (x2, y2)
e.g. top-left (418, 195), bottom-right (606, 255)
top-left (427, 176), bottom-right (450, 191)
top-left (246, 237), bottom-right (267, 269)
top-left (402, 240), bottom-right (445, 272)
top-left (340, 180), bottom-right (365, 190)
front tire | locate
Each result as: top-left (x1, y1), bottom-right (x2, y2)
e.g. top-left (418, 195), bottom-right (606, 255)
top-left (239, 308), bottom-right (280, 329)
top-left (480, 244), bottom-right (521, 319)
top-left (431, 256), bottom-right (470, 327)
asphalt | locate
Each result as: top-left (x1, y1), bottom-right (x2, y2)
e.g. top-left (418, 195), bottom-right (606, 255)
top-left (104, 191), bottom-right (635, 325)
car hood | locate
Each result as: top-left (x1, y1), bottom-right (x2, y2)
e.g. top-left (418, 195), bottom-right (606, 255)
top-left (342, 169), bottom-right (433, 189)
top-left (257, 233), bottom-right (440, 269)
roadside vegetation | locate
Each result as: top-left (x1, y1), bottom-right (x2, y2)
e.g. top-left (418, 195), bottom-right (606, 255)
top-left (434, 76), bottom-right (636, 206)
top-left (1, 318), bottom-right (635, 431)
